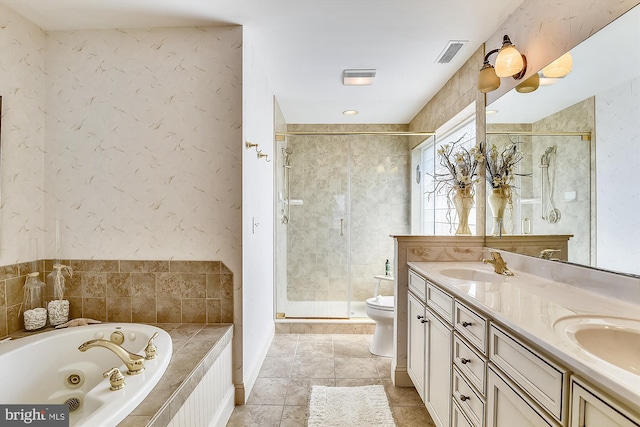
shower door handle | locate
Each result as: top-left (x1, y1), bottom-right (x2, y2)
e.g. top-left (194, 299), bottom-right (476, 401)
top-left (340, 219), bottom-right (344, 237)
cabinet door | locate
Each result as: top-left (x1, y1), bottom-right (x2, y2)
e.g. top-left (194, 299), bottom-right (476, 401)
top-left (486, 366), bottom-right (558, 427)
top-left (407, 292), bottom-right (426, 401)
top-left (425, 308), bottom-right (452, 427)
top-left (571, 380), bottom-right (640, 427)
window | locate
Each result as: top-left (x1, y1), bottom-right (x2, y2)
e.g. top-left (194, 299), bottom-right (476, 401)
top-left (414, 109), bottom-right (477, 235)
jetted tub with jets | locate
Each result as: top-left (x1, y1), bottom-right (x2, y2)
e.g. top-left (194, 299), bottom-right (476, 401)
top-left (0, 323), bottom-right (172, 427)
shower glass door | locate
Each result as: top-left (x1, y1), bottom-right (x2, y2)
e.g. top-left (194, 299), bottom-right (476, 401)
top-left (278, 134), bottom-right (351, 318)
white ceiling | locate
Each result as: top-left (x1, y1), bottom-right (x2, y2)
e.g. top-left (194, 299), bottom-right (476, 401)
top-left (0, 0), bottom-right (524, 125)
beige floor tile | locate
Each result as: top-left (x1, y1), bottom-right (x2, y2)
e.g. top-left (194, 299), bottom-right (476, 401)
top-left (279, 406), bottom-right (308, 427)
top-left (334, 357), bottom-right (380, 379)
top-left (284, 378), bottom-right (335, 406)
top-left (392, 405), bottom-right (436, 427)
top-left (258, 356), bottom-right (294, 378)
top-left (333, 340), bottom-right (373, 357)
top-left (226, 332), bottom-right (432, 427)
top-left (246, 377), bottom-right (291, 405)
top-left (226, 405), bottom-right (284, 427)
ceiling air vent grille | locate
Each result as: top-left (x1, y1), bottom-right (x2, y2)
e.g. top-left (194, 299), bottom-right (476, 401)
top-left (436, 40), bottom-right (468, 64)
top-left (343, 69), bottom-right (376, 85)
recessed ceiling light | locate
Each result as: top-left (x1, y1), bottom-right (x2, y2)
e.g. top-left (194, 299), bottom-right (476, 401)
top-left (343, 110), bottom-right (359, 116)
top-left (343, 69), bottom-right (376, 86)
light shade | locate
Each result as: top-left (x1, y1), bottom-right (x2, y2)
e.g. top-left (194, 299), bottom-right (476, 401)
top-left (495, 35), bottom-right (525, 77)
top-left (515, 72), bottom-right (540, 93)
top-left (542, 52), bottom-right (572, 78)
top-left (478, 64), bottom-right (500, 93)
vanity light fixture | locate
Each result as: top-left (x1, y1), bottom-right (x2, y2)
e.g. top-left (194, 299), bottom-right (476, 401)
top-left (343, 69), bottom-right (376, 86)
top-left (478, 35), bottom-right (527, 93)
top-left (515, 71), bottom-right (540, 93)
top-left (542, 52), bottom-right (572, 78)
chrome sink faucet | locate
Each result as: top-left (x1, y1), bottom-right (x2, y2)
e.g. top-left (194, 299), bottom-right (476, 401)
top-left (483, 251), bottom-right (514, 276)
top-left (78, 338), bottom-right (145, 375)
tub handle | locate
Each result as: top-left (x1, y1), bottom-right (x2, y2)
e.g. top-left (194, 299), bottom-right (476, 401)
top-left (103, 367), bottom-right (125, 391)
top-left (145, 332), bottom-right (159, 360)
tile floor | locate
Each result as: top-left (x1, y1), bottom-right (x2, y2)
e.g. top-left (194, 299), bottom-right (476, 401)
top-left (226, 333), bottom-right (435, 426)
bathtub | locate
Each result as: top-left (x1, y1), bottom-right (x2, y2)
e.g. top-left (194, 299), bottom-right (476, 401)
top-left (0, 323), bottom-right (172, 427)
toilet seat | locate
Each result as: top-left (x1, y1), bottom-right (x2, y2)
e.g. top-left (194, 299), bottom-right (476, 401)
top-left (366, 296), bottom-right (395, 311)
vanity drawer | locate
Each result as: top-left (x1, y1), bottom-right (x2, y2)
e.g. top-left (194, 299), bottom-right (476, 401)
top-left (454, 333), bottom-right (487, 395)
top-left (408, 270), bottom-right (426, 301)
top-left (454, 301), bottom-right (488, 355)
top-left (452, 401), bottom-right (476, 427)
top-left (426, 282), bottom-right (453, 325)
top-left (453, 367), bottom-right (485, 427)
top-left (489, 324), bottom-right (568, 423)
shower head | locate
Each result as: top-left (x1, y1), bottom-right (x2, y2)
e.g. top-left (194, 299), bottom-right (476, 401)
top-left (540, 145), bottom-right (557, 167)
top-left (284, 147), bottom-right (293, 155)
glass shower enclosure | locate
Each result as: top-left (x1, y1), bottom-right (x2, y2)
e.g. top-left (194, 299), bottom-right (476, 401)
top-left (274, 129), bottom-right (415, 319)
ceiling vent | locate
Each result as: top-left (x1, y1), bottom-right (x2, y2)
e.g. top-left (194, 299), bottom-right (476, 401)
top-left (436, 40), bottom-right (468, 64)
top-left (343, 69), bottom-right (376, 85)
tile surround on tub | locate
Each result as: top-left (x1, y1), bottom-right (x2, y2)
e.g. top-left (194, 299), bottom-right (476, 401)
top-left (0, 259), bottom-right (233, 338)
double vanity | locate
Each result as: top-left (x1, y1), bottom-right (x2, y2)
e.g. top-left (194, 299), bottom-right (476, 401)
top-left (400, 246), bottom-right (639, 427)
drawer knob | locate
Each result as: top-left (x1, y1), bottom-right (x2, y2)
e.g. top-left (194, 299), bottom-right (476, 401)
top-left (460, 358), bottom-right (471, 364)
top-left (421, 319), bottom-right (428, 324)
top-left (416, 315), bottom-right (424, 320)
top-left (461, 321), bottom-right (473, 327)
top-left (459, 395), bottom-right (469, 402)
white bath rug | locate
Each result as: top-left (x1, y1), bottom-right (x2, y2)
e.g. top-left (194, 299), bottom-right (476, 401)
top-left (307, 385), bottom-right (396, 427)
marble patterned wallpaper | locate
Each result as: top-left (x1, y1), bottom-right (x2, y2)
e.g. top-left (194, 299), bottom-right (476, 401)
top-left (0, 4), bottom-right (47, 265)
top-left (43, 26), bottom-right (243, 264)
top-left (596, 76), bottom-right (640, 275)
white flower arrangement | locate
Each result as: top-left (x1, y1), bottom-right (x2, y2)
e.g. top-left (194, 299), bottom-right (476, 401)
top-left (432, 135), bottom-right (483, 196)
top-left (481, 141), bottom-right (529, 190)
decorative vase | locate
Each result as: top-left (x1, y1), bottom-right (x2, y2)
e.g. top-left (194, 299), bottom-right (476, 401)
top-left (488, 186), bottom-right (509, 236)
top-left (453, 186), bottom-right (474, 235)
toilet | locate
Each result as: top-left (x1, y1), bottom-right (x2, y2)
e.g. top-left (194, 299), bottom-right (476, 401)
top-left (366, 295), bottom-right (395, 357)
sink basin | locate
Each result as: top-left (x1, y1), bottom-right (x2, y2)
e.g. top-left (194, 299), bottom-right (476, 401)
top-left (438, 268), bottom-right (504, 283)
top-left (554, 315), bottom-right (640, 375)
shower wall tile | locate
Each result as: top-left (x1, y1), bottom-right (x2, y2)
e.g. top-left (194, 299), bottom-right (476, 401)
top-left (531, 98), bottom-right (594, 265)
top-left (0, 258), bottom-right (233, 338)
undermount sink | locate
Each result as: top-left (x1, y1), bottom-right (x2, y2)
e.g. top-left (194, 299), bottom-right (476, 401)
top-left (554, 315), bottom-right (640, 375)
top-left (438, 268), bottom-right (505, 283)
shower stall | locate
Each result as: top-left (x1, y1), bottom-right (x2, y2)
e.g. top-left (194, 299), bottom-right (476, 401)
top-left (274, 128), bottom-right (419, 319)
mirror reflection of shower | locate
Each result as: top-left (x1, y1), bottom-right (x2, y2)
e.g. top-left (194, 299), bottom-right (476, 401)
top-left (540, 145), bottom-right (561, 224)
top-left (281, 146), bottom-right (293, 224)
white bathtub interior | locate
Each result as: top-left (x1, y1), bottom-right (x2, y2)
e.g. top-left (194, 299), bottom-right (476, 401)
top-left (0, 323), bottom-right (172, 427)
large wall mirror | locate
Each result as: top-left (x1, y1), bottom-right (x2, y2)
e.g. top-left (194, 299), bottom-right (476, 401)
top-left (485, 5), bottom-right (640, 276)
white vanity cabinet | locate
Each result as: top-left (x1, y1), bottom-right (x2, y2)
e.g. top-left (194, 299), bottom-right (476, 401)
top-left (404, 264), bottom-right (640, 427)
top-left (408, 290), bottom-right (426, 400)
top-left (408, 269), bottom-right (454, 427)
top-left (425, 305), bottom-right (453, 427)
top-left (486, 365), bottom-right (560, 427)
top-left (570, 378), bottom-right (640, 427)
top-left (489, 324), bottom-right (568, 423)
